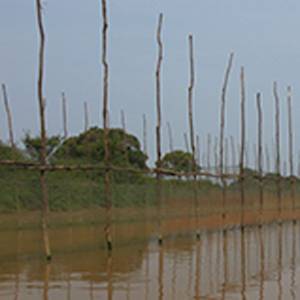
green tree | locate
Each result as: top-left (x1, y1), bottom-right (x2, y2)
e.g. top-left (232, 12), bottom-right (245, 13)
top-left (23, 133), bottom-right (61, 161)
top-left (161, 150), bottom-right (199, 173)
top-left (54, 127), bottom-right (148, 170)
top-left (0, 142), bottom-right (24, 161)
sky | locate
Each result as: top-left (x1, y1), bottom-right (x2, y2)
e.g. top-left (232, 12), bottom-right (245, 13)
top-left (1, 0), bottom-right (300, 169)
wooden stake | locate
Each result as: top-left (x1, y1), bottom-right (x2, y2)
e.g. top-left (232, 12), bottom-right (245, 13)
top-left (143, 114), bottom-right (147, 155)
top-left (101, 0), bottom-right (112, 251)
top-left (219, 52), bottom-right (234, 221)
top-left (265, 144), bottom-right (270, 173)
top-left (256, 92), bottom-right (264, 221)
top-left (120, 109), bottom-right (129, 163)
top-left (35, 0), bottom-right (51, 261)
top-left (230, 135), bottom-right (236, 174)
top-left (240, 67), bottom-right (246, 227)
top-left (207, 134), bottom-right (211, 173)
top-left (167, 122), bottom-right (174, 152)
top-left (196, 134), bottom-right (200, 168)
top-left (219, 53), bottom-right (234, 176)
top-left (214, 136), bottom-right (218, 175)
top-left (120, 109), bottom-right (126, 131)
top-left (225, 137), bottom-right (229, 174)
top-left (155, 13), bottom-right (163, 245)
top-left (1, 84), bottom-right (15, 148)
top-left (184, 132), bottom-right (190, 153)
top-left (187, 35), bottom-right (196, 174)
top-left (273, 82), bottom-right (282, 218)
top-left (187, 34), bottom-right (200, 239)
top-left (287, 86), bottom-right (296, 216)
top-left (84, 101), bottom-right (89, 132)
top-left (61, 92), bottom-right (68, 139)
top-left (287, 86), bottom-right (294, 177)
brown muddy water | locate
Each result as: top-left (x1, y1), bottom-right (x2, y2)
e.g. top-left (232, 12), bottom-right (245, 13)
top-left (0, 211), bottom-right (300, 300)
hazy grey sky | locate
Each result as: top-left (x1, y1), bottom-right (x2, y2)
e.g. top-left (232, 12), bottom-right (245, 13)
top-left (1, 0), bottom-right (300, 167)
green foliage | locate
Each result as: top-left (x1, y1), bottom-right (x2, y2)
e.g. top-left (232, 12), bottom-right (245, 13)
top-left (23, 133), bottom-right (61, 161)
top-left (54, 127), bottom-right (148, 170)
top-left (0, 142), bottom-right (24, 161)
top-left (161, 150), bottom-right (199, 172)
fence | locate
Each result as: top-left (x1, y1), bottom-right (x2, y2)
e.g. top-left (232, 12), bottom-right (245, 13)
top-left (0, 1), bottom-right (299, 261)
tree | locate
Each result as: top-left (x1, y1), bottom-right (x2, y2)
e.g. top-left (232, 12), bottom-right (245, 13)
top-left (54, 127), bottom-right (148, 170)
top-left (0, 142), bottom-right (24, 161)
top-left (161, 150), bottom-right (199, 173)
top-left (23, 133), bottom-right (61, 161)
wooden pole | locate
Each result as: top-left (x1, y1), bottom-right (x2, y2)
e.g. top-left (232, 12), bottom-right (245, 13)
top-left (188, 35), bottom-right (196, 173)
top-left (240, 66), bottom-right (246, 227)
top-left (84, 101), bottom-right (89, 132)
top-left (214, 136), bottom-right (218, 175)
top-left (219, 52), bottom-right (234, 221)
top-left (207, 133), bottom-right (211, 173)
top-left (62, 92), bottom-right (68, 139)
top-left (273, 82), bottom-right (282, 219)
top-left (287, 86), bottom-right (296, 216)
top-left (219, 53), bottom-right (234, 176)
top-left (230, 135), bottom-right (236, 174)
top-left (184, 132), bottom-right (190, 153)
top-left (1, 84), bottom-right (15, 148)
top-left (143, 113), bottom-right (147, 156)
top-left (253, 143), bottom-right (258, 171)
top-left (155, 13), bottom-right (163, 245)
top-left (167, 122), bottom-right (174, 152)
top-left (265, 144), bottom-right (270, 174)
top-left (187, 34), bottom-right (200, 239)
top-left (196, 134), bottom-right (200, 168)
top-left (225, 137), bottom-right (229, 174)
top-left (101, 0), bottom-right (112, 251)
top-left (120, 109), bottom-right (129, 164)
top-left (256, 92), bottom-right (264, 222)
top-left (298, 151), bottom-right (300, 177)
top-left (120, 109), bottom-right (126, 131)
top-left (35, 0), bottom-right (51, 261)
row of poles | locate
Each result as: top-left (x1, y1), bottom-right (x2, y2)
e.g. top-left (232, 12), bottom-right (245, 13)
top-left (0, 1), bottom-right (297, 260)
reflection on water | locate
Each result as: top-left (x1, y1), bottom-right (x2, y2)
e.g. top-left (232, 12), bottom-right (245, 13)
top-left (1, 221), bottom-right (300, 299)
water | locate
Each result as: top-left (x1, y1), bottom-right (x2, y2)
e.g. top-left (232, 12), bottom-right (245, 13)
top-left (0, 217), bottom-right (300, 299)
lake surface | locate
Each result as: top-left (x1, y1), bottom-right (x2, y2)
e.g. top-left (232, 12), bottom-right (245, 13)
top-left (0, 216), bottom-right (300, 299)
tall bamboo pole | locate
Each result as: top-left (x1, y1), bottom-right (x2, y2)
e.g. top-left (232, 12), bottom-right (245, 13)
top-left (230, 135), bottom-right (236, 174)
top-left (84, 101), bottom-right (89, 132)
top-left (225, 137), bottom-right (229, 174)
top-left (207, 133), bottom-right (211, 173)
top-left (1, 84), bottom-right (15, 148)
top-left (188, 35), bottom-right (196, 173)
top-left (287, 86), bottom-right (296, 217)
top-left (256, 92), bottom-right (264, 223)
top-left (35, 0), bottom-right (51, 261)
top-left (62, 92), bottom-right (68, 139)
top-left (253, 143), bottom-right (258, 171)
top-left (214, 136), bottom-right (218, 175)
top-left (120, 109), bottom-right (126, 131)
top-left (167, 122), bottom-right (174, 152)
top-left (196, 134), bottom-right (200, 167)
top-left (101, 0), bottom-right (112, 251)
top-left (298, 151), bottom-right (300, 177)
top-left (155, 13), bottom-right (163, 245)
top-left (273, 82), bottom-right (282, 219)
top-left (219, 53), bottom-right (234, 220)
top-left (265, 144), bottom-right (270, 174)
top-left (240, 67), bottom-right (246, 227)
top-left (219, 53), bottom-right (234, 176)
top-left (187, 34), bottom-right (200, 239)
top-left (120, 109), bottom-right (129, 165)
top-left (184, 132), bottom-right (190, 153)
top-left (143, 113), bottom-right (147, 155)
